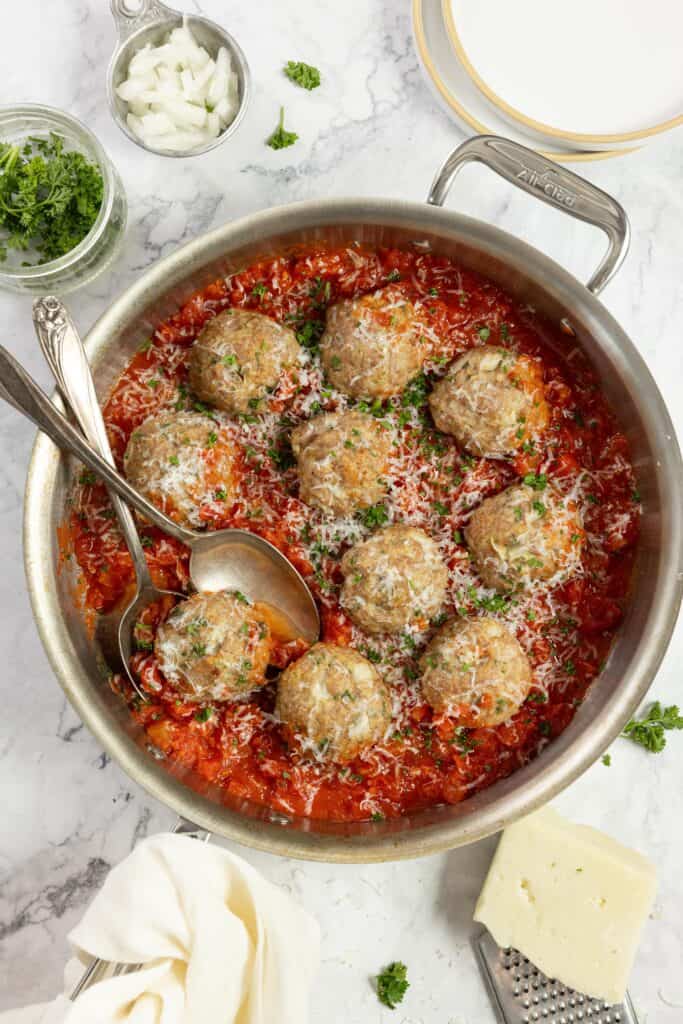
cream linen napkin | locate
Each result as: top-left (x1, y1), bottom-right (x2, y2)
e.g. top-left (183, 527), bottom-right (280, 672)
top-left (1, 834), bottom-right (320, 1024)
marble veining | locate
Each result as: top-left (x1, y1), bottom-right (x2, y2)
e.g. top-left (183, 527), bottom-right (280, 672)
top-left (1, 1), bottom-right (682, 1020)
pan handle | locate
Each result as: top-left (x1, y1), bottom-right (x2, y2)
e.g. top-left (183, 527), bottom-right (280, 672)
top-left (427, 135), bottom-right (630, 297)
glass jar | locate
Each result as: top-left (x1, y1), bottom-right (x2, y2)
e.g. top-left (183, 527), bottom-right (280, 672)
top-left (0, 104), bottom-right (127, 294)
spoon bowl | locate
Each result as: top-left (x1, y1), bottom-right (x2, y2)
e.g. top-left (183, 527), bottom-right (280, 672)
top-left (107, 0), bottom-right (251, 158)
top-left (0, 330), bottom-right (320, 683)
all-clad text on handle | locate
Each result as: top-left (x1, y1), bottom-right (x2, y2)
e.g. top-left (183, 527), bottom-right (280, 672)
top-left (427, 135), bottom-right (630, 297)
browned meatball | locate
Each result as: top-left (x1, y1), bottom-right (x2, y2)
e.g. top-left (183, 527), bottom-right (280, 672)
top-left (420, 616), bottom-right (532, 726)
top-left (123, 411), bottom-right (236, 527)
top-left (155, 591), bottom-right (271, 703)
top-left (429, 346), bottom-right (549, 458)
top-left (320, 286), bottom-right (424, 399)
top-left (340, 525), bottom-right (448, 634)
top-left (188, 309), bottom-right (300, 415)
top-left (276, 643), bottom-right (392, 762)
top-left (465, 482), bottom-right (583, 593)
top-left (290, 410), bottom-right (393, 516)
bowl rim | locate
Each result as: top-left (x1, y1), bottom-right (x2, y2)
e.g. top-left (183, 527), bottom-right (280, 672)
top-left (23, 196), bottom-right (683, 861)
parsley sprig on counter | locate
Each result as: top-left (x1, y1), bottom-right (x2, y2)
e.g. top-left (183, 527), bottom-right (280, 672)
top-left (622, 702), bottom-right (683, 753)
top-left (0, 134), bottom-right (103, 264)
top-left (267, 107), bottom-right (298, 150)
top-left (284, 60), bottom-right (321, 90)
top-left (376, 961), bottom-right (409, 1009)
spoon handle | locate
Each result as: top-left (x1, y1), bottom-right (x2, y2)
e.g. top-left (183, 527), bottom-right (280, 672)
top-left (0, 344), bottom-right (193, 546)
top-left (33, 297), bottom-right (154, 589)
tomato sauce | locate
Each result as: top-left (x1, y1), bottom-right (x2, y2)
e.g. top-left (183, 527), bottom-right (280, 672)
top-left (65, 244), bottom-right (640, 822)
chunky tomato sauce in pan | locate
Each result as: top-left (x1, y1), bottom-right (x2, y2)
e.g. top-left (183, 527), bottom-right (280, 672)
top-left (66, 244), bottom-right (639, 822)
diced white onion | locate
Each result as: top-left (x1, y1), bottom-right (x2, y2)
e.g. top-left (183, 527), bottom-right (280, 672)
top-left (116, 17), bottom-right (238, 153)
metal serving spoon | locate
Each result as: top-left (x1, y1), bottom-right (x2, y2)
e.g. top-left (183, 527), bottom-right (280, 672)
top-left (33, 297), bottom-right (185, 701)
top-left (0, 341), bottom-right (320, 643)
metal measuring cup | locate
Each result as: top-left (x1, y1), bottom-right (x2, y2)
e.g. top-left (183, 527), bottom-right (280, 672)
top-left (107, 0), bottom-right (251, 157)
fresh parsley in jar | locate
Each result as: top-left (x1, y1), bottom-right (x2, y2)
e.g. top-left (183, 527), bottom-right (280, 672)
top-left (0, 133), bottom-right (103, 265)
top-left (0, 105), bottom-right (126, 294)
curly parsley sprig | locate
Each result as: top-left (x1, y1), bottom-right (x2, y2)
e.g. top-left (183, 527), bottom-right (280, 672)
top-left (267, 107), bottom-right (298, 150)
top-left (622, 701), bottom-right (683, 753)
top-left (376, 961), bottom-right (409, 1009)
top-left (284, 60), bottom-right (321, 90)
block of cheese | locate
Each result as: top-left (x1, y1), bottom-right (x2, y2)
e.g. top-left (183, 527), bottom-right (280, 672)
top-left (474, 805), bottom-right (657, 1005)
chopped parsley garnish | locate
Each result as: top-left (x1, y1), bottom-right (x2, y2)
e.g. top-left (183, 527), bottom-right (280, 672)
top-left (363, 647), bottom-right (382, 663)
top-left (214, 488), bottom-right (227, 500)
top-left (523, 472), bottom-right (547, 491)
top-left (433, 500), bottom-right (449, 516)
top-left (284, 60), bottom-right (321, 90)
top-left (360, 503), bottom-right (389, 529)
top-left (370, 811), bottom-right (385, 822)
top-left (622, 701), bottom-right (683, 753)
top-left (401, 372), bottom-right (429, 412)
top-left (195, 706), bottom-right (213, 723)
top-left (477, 325), bottom-right (491, 341)
top-left (293, 316), bottom-right (325, 351)
top-left (251, 282), bottom-right (268, 298)
top-left (601, 753), bottom-right (611, 766)
top-left (168, 454), bottom-right (179, 466)
top-left (78, 470), bottom-right (97, 486)
top-left (538, 721), bottom-right (552, 737)
top-left (234, 590), bottom-right (249, 604)
top-left (469, 587), bottom-right (510, 614)
top-left (267, 107), bottom-right (298, 150)
top-left (206, 431), bottom-right (218, 447)
top-left (376, 961), bottom-right (409, 1010)
top-left (386, 268), bottom-right (401, 282)
top-left (268, 443), bottom-right (295, 470)
top-left (0, 134), bottom-right (103, 264)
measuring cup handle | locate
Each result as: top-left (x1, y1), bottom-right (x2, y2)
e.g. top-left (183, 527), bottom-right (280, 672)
top-left (110, 0), bottom-right (178, 41)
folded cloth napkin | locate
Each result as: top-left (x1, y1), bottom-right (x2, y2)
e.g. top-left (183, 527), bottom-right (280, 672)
top-left (1, 834), bottom-right (320, 1024)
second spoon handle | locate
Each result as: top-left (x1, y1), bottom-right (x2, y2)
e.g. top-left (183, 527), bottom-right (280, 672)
top-left (33, 296), bottom-right (154, 588)
top-left (0, 344), bottom-right (194, 546)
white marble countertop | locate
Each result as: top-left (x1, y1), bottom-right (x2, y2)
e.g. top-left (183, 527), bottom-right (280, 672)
top-left (1, 2), bottom-right (683, 1020)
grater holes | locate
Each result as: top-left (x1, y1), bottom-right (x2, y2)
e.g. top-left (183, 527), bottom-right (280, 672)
top-left (476, 936), bottom-right (638, 1024)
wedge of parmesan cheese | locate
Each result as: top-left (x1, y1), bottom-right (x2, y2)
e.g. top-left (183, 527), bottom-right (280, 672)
top-left (474, 806), bottom-right (657, 1005)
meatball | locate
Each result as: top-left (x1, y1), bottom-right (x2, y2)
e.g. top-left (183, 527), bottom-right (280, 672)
top-left (465, 482), bottom-right (583, 593)
top-left (320, 286), bottom-right (424, 399)
top-left (429, 345), bottom-right (549, 458)
top-left (154, 591), bottom-right (271, 703)
top-left (420, 616), bottom-right (532, 726)
top-left (276, 643), bottom-right (392, 762)
top-left (340, 525), bottom-right (448, 634)
top-left (188, 309), bottom-right (300, 415)
top-left (291, 410), bottom-right (393, 516)
top-left (123, 411), bottom-right (236, 527)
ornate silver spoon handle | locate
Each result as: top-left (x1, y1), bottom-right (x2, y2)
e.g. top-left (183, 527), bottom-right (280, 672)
top-left (32, 296), bottom-right (154, 589)
top-left (0, 344), bottom-right (194, 545)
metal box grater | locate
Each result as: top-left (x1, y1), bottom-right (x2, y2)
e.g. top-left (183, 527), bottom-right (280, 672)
top-left (475, 931), bottom-right (640, 1024)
